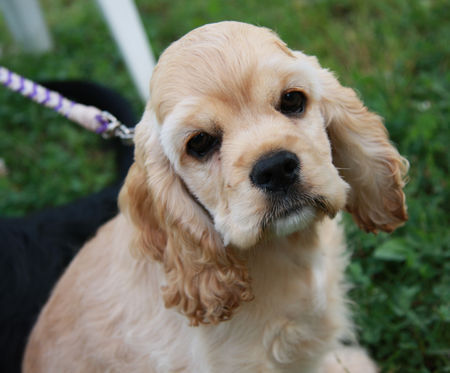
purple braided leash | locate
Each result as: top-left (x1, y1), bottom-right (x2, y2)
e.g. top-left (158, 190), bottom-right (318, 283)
top-left (0, 66), bottom-right (134, 144)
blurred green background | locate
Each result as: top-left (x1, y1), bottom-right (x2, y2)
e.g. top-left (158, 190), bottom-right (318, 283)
top-left (0, 0), bottom-right (448, 371)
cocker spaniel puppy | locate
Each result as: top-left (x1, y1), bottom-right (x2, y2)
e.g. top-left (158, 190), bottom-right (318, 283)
top-left (24, 22), bottom-right (408, 373)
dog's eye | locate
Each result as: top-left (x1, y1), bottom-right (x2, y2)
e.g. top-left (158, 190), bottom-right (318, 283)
top-left (186, 132), bottom-right (220, 159)
top-left (279, 90), bottom-right (306, 115)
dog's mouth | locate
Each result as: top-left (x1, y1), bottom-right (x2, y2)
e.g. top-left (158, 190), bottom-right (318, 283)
top-left (261, 192), bottom-right (334, 236)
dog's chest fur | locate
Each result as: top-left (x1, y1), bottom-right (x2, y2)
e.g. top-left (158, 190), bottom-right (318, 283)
top-left (94, 218), bottom-right (348, 373)
top-left (181, 219), bottom-right (350, 373)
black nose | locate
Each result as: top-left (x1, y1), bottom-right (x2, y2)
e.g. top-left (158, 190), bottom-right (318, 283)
top-left (250, 151), bottom-right (300, 193)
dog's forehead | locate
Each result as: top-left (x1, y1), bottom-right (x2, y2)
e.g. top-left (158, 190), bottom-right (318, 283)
top-left (150, 22), bottom-right (317, 123)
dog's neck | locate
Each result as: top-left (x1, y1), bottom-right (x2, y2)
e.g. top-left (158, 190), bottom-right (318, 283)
top-left (246, 223), bottom-right (321, 267)
top-left (245, 224), bottom-right (325, 305)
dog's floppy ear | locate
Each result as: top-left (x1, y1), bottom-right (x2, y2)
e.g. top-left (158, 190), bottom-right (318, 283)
top-left (119, 111), bottom-right (251, 325)
top-left (318, 68), bottom-right (408, 232)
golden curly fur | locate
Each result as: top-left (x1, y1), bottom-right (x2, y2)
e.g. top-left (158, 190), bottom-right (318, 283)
top-left (24, 22), bottom-right (407, 372)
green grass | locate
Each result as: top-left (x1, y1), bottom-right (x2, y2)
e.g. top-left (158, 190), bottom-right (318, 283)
top-left (0, 0), bottom-right (448, 371)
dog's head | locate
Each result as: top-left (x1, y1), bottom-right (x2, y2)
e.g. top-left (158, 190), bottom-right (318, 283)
top-left (120, 21), bottom-right (408, 325)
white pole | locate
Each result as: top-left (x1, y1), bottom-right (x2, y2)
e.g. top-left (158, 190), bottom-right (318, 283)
top-left (95, 0), bottom-right (155, 102)
top-left (0, 0), bottom-right (52, 53)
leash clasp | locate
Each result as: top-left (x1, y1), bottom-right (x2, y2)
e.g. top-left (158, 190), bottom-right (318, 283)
top-left (98, 111), bottom-right (135, 145)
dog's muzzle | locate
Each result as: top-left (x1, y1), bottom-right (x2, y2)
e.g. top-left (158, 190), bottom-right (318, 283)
top-left (250, 150), bottom-right (336, 235)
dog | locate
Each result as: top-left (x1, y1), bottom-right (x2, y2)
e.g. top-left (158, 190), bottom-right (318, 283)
top-left (0, 80), bottom-right (135, 373)
top-left (23, 22), bottom-right (408, 372)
